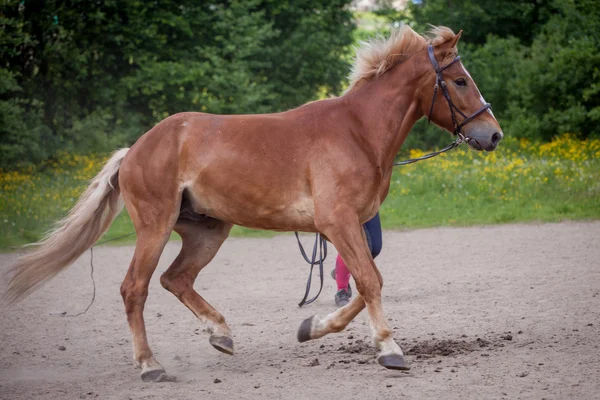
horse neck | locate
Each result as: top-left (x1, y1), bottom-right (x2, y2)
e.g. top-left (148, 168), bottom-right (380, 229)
top-left (344, 53), bottom-right (429, 168)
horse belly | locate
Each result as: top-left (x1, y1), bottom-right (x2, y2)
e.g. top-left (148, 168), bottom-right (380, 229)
top-left (187, 183), bottom-right (316, 232)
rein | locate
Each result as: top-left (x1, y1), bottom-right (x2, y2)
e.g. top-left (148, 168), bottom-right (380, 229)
top-left (50, 232), bottom-right (137, 317)
top-left (393, 136), bottom-right (463, 166)
top-left (295, 45), bottom-right (493, 307)
top-left (295, 232), bottom-right (327, 307)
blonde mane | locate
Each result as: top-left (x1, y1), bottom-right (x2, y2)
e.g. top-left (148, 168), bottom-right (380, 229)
top-left (346, 25), bottom-right (457, 93)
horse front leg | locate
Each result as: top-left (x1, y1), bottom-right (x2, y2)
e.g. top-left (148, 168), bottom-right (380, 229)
top-left (297, 213), bottom-right (409, 371)
top-left (297, 295), bottom-right (366, 340)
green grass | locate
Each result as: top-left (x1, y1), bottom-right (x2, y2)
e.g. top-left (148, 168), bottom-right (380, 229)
top-left (381, 135), bottom-right (600, 228)
top-left (1, 135), bottom-right (599, 251)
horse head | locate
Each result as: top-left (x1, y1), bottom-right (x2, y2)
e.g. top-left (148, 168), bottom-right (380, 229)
top-left (422, 29), bottom-right (503, 151)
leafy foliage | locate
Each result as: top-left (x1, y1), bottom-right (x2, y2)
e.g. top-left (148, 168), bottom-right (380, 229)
top-left (501, 0), bottom-right (600, 141)
top-left (401, 0), bottom-right (556, 45)
top-left (381, 0), bottom-right (600, 149)
top-left (0, 0), bottom-right (354, 168)
top-left (2, 0), bottom-right (599, 165)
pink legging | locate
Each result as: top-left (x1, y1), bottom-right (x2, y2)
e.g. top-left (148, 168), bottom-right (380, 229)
top-left (335, 254), bottom-right (352, 290)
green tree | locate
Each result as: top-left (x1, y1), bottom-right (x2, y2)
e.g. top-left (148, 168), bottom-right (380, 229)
top-left (0, 70), bottom-right (52, 166)
top-left (397, 0), bottom-right (556, 46)
top-left (502, 0), bottom-right (600, 140)
top-left (379, 0), bottom-right (600, 145)
top-left (257, 0), bottom-right (354, 109)
top-left (0, 0), bottom-right (354, 168)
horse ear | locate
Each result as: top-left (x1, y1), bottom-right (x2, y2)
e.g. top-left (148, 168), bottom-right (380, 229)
top-left (449, 30), bottom-right (463, 49)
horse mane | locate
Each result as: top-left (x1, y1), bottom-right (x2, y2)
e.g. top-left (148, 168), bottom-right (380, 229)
top-left (345, 25), bottom-right (457, 93)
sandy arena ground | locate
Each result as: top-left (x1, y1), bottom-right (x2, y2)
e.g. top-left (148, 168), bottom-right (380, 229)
top-left (1, 222), bottom-right (599, 400)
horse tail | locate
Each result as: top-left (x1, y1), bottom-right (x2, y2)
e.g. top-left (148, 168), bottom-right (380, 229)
top-left (4, 148), bottom-right (130, 304)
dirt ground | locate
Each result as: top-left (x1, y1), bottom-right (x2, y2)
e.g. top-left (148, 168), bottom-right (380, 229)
top-left (1, 221), bottom-right (599, 400)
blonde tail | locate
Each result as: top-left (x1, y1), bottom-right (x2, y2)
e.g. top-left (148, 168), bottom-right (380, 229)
top-left (4, 148), bottom-right (130, 304)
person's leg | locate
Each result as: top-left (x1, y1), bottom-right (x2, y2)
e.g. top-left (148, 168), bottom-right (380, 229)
top-left (363, 212), bottom-right (382, 258)
top-left (334, 254), bottom-right (352, 306)
top-left (335, 255), bottom-right (351, 290)
top-left (334, 212), bottom-right (382, 306)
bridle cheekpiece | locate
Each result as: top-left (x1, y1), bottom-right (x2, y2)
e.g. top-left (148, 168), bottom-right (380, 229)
top-left (426, 45), bottom-right (491, 144)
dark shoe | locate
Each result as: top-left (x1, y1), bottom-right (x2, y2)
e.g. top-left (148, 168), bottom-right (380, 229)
top-left (331, 269), bottom-right (352, 297)
top-left (334, 288), bottom-right (352, 307)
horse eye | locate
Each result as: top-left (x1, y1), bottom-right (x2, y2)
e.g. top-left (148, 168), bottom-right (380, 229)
top-left (454, 78), bottom-right (467, 87)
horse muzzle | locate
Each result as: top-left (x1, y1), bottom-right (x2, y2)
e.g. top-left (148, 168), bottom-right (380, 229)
top-left (464, 125), bottom-right (503, 151)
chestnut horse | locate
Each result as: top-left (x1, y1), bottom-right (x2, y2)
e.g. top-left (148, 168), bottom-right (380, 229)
top-left (5, 26), bottom-right (503, 381)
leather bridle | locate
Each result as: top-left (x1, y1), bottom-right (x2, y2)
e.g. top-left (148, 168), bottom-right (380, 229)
top-left (426, 45), bottom-right (491, 145)
top-left (392, 46), bottom-right (494, 166)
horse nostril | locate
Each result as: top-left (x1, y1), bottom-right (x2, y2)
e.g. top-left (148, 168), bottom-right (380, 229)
top-left (491, 132), bottom-right (502, 145)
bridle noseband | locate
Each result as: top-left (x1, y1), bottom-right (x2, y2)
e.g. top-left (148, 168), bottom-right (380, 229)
top-left (426, 45), bottom-right (491, 144)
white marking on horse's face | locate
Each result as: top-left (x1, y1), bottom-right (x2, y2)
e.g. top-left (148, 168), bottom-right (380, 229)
top-left (459, 62), bottom-right (495, 118)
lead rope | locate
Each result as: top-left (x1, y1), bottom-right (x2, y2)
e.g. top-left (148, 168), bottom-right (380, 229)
top-left (51, 232), bottom-right (136, 317)
top-left (295, 232), bottom-right (327, 307)
top-left (393, 136), bottom-right (464, 166)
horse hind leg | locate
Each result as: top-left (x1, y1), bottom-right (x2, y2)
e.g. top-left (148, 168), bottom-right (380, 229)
top-left (160, 218), bottom-right (234, 354)
top-left (120, 222), bottom-right (175, 382)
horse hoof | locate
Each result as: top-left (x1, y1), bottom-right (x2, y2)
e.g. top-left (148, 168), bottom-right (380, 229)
top-left (297, 315), bottom-right (317, 343)
top-left (209, 334), bottom-right (234, 355)
top-left (141, 367), bottom-right (167, 382)
top-left (377, 353), bottom-right (410, 371)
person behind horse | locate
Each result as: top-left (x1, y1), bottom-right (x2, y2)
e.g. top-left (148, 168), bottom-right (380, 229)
top-left (333, 212), bottom-right (382, 307)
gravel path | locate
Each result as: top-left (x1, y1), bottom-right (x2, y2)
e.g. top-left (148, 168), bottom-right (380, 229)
top-left (1, 222), bottom-right (599, 400)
